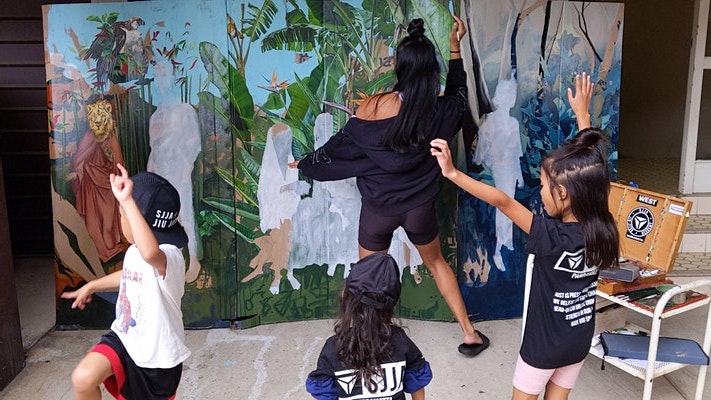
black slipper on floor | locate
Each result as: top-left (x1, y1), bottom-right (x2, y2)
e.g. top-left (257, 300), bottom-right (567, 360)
top-left (458, 330), bottom-right (490, 357)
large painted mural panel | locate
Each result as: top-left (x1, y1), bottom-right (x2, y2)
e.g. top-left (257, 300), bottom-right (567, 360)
top-left (43, 0), bottom-right (622, 328)
top-left (44, 0), bottom-right (465, 329)
top-left (457, 1), bottom-right (623, 320)
top-left (44, 0), bottom-right (237, 328)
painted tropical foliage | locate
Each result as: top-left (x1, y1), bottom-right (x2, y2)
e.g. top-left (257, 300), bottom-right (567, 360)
top-left (43, 0), bottom-right (622, 329)
top-left (456, 1), bottom-right (622, 319)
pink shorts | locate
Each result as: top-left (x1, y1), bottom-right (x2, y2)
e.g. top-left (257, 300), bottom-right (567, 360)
top-left (512, 355), bottom-right (584, 395)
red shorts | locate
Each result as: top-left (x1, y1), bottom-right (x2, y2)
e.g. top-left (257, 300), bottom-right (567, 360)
top-left (92, 331), bottom-right (182, 400)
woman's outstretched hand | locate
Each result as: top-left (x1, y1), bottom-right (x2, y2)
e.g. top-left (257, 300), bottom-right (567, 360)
top-left (430, 138), bottom-right (457, 180)
top-left (450, 14), bottom-right (467, 53)
top-left (449, 14), bottom-right (466, 61)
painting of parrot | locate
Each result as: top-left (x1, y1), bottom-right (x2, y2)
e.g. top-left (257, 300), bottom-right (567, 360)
top-left (82, 16), bottom-right (151, 90)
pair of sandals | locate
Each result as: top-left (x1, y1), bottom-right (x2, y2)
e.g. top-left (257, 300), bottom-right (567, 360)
top-left (458, 330), bottom-right (490, 357)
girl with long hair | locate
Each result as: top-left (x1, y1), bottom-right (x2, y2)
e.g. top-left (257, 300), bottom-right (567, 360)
top-left (430, 73), bottom-right (619, 400)
top-left (306, 253), bottom-right (432, 400)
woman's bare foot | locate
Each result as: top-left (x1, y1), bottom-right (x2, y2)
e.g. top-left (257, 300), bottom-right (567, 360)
top-left (463, 330), bottom-right (484, 345)
top-left (459, 329), bottom-right (490, 357)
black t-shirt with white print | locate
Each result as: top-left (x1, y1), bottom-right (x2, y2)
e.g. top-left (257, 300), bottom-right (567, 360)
top-left (521, 215), bottom-right (599, 369)
top-left (306, 325), bottom-right (431, 400)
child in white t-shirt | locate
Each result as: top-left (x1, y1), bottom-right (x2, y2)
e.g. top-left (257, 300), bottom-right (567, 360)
top-left (61, 163), bottom-right (191, 400)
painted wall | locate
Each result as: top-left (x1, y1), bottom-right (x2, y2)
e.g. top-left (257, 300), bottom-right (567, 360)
top-left (44, 0), bottom-right (462, 329)
top-left (456, 1), bottom-right (623, 319)
top-left (43, 0), bottom-right (622, 329)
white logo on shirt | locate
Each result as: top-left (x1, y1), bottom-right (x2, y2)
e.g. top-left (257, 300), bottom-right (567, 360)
top-left (553, 248), bottom-right (596, 275)
top-left (334, 361), bottom-right (405, 399)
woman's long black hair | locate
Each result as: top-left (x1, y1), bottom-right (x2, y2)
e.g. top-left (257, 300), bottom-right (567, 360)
top-left (334, 289), bottom-right (395, 393)
top-left (542, 128), bottom-right (620, 270)
top-left (383, 18), bottom-right (441, 153)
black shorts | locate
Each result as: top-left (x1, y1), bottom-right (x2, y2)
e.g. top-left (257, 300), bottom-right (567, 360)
top-left (359, 200), bottom-right (439, 251)
top-left (91, 331), bottom-right (182, 400)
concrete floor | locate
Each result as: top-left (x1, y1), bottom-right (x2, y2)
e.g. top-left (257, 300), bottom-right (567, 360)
top-left (2, 257), bottom-right (711, 400)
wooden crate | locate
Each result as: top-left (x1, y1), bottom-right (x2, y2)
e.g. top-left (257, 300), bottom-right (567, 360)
top-left (598, 183), bottom-right (692, 295)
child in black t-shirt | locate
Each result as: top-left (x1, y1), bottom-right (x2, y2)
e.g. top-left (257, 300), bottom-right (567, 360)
top-left (306, 253), bottom-right (432, 400)
top-left (431, 73), bottom-right (620, 400)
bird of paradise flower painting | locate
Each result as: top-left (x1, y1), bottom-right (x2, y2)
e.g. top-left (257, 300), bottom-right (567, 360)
top-left (43, 0), bottom-right (622, 329)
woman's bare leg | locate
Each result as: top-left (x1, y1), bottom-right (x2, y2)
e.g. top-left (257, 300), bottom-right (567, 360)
top-left (360, 238), bottom-right (483, 345)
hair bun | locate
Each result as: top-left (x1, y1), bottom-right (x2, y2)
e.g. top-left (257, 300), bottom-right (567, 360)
top-left (407, 18), bottom-right (425, 37)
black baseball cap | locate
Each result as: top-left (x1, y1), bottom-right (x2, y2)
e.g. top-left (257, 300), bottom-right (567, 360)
top-left (131, 171), bottom-right (188, 248)
top-left (346, 253), bottom-right (401, 310)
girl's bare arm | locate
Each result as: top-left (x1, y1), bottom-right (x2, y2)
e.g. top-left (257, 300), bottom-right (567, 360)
top-left (431, 138), bottom-right (533, 234)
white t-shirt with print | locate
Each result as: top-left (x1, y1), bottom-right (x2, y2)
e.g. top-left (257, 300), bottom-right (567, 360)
top-left (111, 244), bottom-right (191, 368)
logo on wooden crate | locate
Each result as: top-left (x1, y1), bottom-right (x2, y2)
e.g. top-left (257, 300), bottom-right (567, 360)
top-left (635, 194), bottom-right (659, 207)
top-left (625, 206), bottom-right (655, 242)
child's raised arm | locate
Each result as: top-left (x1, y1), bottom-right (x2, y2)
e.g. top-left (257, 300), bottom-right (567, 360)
top-left (431, 138), bottom-right (533, 234)
top-left (110, 164), bottom-right (167, 276)
top-left (567, 72), bottom-right (593, 130)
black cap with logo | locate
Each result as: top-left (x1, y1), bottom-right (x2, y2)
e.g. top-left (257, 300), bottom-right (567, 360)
top-left (131, 171), bottom-right (188, 248)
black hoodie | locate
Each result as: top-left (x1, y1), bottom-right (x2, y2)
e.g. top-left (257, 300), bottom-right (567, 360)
top-left (298, 59), bottom-right (468, 217)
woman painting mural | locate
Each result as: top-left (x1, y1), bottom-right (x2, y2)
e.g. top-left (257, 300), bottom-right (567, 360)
top-left (291, 15), bottom-right (489, 356)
